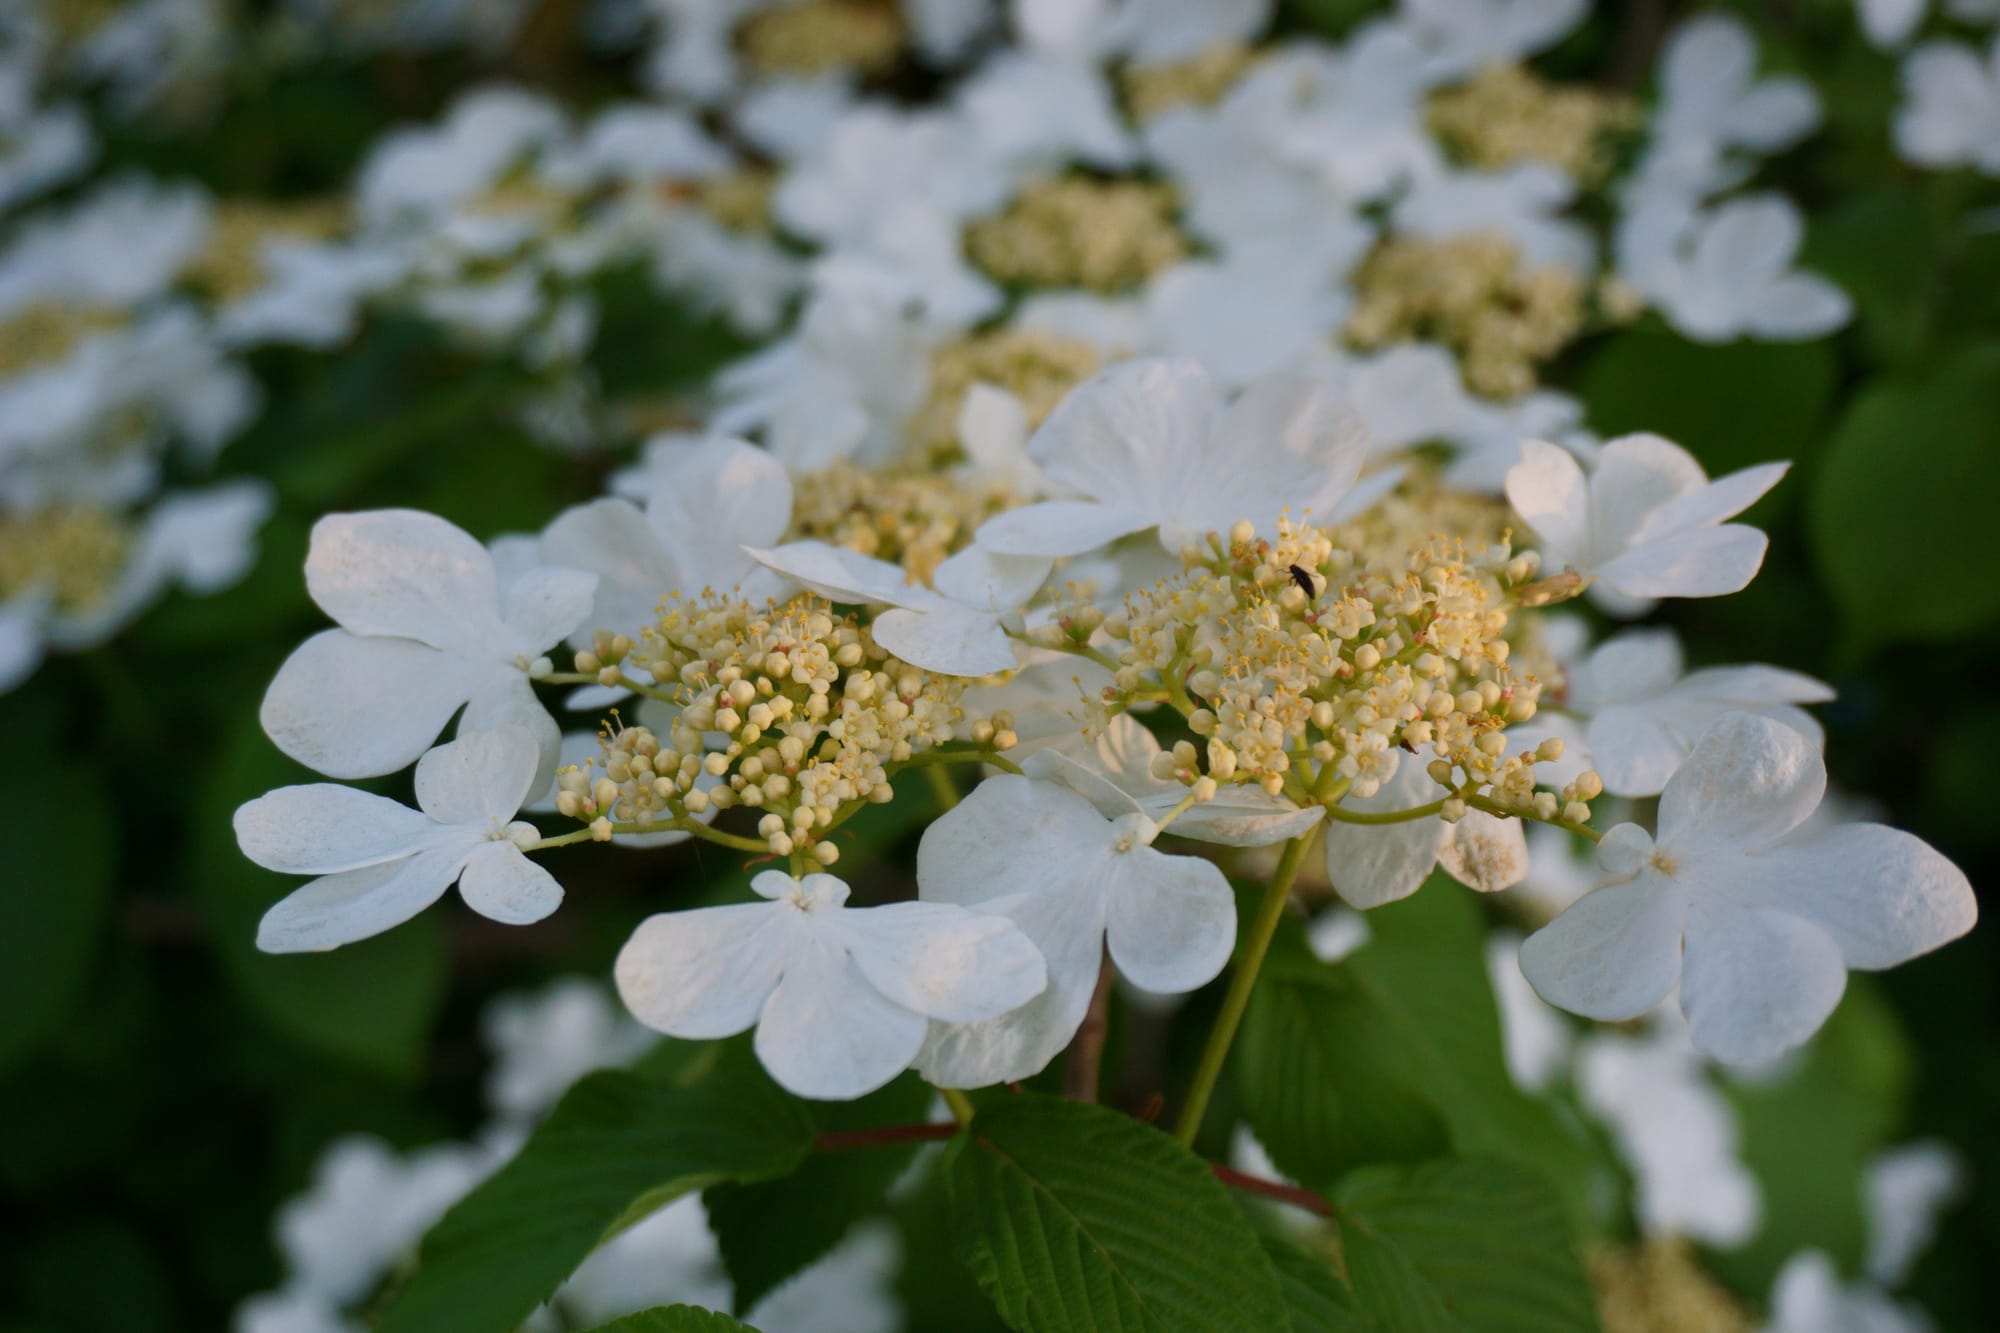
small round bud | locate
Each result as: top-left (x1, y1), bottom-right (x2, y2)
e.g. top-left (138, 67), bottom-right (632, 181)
top-left (812, 841), bottom-right (840, 866)
top-left (1536, 738), bottom-right (1565, 763)
top-left (575, 651), bottom-right (601, 674)
top-left (1192, 776), bottom-right (1218, 803)
top-left (1439, 798), bottom-right (1467, 823)
top-left (504, 821), bottom-right (541, 851)
top-left (528, 656), bottom-right (553, 679)
top-left (1229, 520), bottom-right (1256, 547)
top-left (1427, 758), bottom-right (1454, 786)
top-left (589, 817), bottom-right (614, 842)
top-left (1562, 801), bottom-right (1591, 825)
top-left (1574, 770), bottom-right (1604, 801)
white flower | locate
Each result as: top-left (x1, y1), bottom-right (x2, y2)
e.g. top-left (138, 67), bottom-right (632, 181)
top-left (1576, 1011), bottom-right (1763, 1245)
top-left (235, 1285), bottom-right (356, 1333)
top-left (746, 538), bottom-right (1047, 677)
top-left (1319, 757), bottom-right (1530, 908)
top-left (1521, 712), bottom-right (1977, 1066)
top-left (542, 435), bottom-right (792, 642)
top-left (218, 239), bottom-right (412, 349)
top-left (912, 762), bottom-right (1239, 1086)
top-left (356, 86), bottom-right (565, 226)
top-left (957, 382), bottom-right (1049, 496)
top-left (1895, 37), bottom-right (2000, 175)
top-left (1071, 714), bottom-right (1326, 846)
top-left (1764, 1251), bottom-right (1934, 1333)
top-left (0, 174), bottom-right (211, 313)
top-left (1543, 627), bottom-right (1832, 798)
top-left (259, 510), bottom-right (595, 779)
top-left (1390, 163), bottom-right (1596, 275)
top-left (481, 977), bottom-right (656, 1123)
top-left (957, 44), bottom-right (1131, 176)
top-left (239, 726), bottom-right (567, 952)
top-left (773, 105), bottom-right (1008, 246)
top-left (1142, 253), bottom-right (1352, 389)
top-left (275, 1134), bottom-right (498, 1306)
top-left (615, 870), bottom-right (1047, 1100)
top-left (1505, 433), bottom-right (1789, 607)
top-left (974, 358), bottom-right (1368, 558)
top-left (1627, 195), bottom-right (1851, 343)
top-left (1864, 1141), bottom-right (1964, 1288)
top-left (1653, 15), bottom-right (1821, 156)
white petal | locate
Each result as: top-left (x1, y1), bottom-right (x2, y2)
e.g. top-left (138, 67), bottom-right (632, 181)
top-left (1520, 879), bottom-right (1686, 1021)
top-left (1724, 80), bottom-right (1821, 151)
top-left (1691, 196), bottom-right (1801, 291)
top-left (756, 939), bottom-right (929, 1100)
top-left (743, 540), bottom-right (931, 609)
top-left (972, 500), bottom-right (1157, 558)
top-left (1595, 524), bottom-right (1770, 600)
top-left (540, 497), bottom-right (674, 637)
top-left (234, 785), bottom-right (438, 874)
top-left (918, 774), bottom-right (1120, 907)
top-left (931, 545), bottom-right (1051, 611)
top-left (1750, 274), bottom-right (1852, 339)
top-left (1102, 845), bottom-right (1236, 994)
top-left (498, 565), bottom-right (599, 659)
top-left (259, 629), bottom-right (470, 779)
top-left (1504, 439), bottom-right (1589, 563)
top-left (304, 510), bottom-right (502, 656)
top-left (1658, 711), bottom-right (1825, 853)
top-left (1029, 357), bottom-right (1216, 510)
top-left (1680, 906), bottom-right (1847, 1066)
top-left (1631, 462), bottom-right (1790, 543)
top-left (839, 901), bottom-right (1047, 1022)
top-left (1192, 372), bottom-right (1367, 532)
top-left (1319, 761), bottom-right (1448, 908)
top-left (1586, 434), bottom-right (1707, 557)
top-left (914, 882), bottom-right (1107, 1087)
top-left (645, 436), bottom-right (795, 579)
top-left (615, 903), bottom-right (793, 1039)
top-left (459, 676), bottom-right (563, 789)
top-left (256, 844), bottom-right (467, 953)
top-left (871, 605), bottom-right (1019, 677)
top-left (1583, 628), bottom-right (1685, 705)
top-left (1021, 747), bottom-right (1146, 823)
top-left (1167, 791), bottom-right (1326, 848)
top-left (1587, 706), bottom-right (1691, 798)
top-left (1740, 825), bottom-right (1977, 970)
top-left (1436, 810), bottom-right (1529, 893)
top-left (456, 841), bottom-right (564, 925)
top-left (414, 726), bottom-right (543, 826)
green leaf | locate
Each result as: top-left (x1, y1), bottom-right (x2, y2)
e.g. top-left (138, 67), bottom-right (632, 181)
top-left (1334, 1157), bottom-right (1600, 1333)
top-left (189, 703), bottom-right (444, 1077)
top-left (376, 1054), bottom-right (814, 1333)
top-left (947, 1094), bottom-right (1290, 1333)
top-left (0, 690), bottom-right (116, 1074)
top-left (1574, 329), bottom-right (1835, 479)
top-left (1807, 343), bottom-right (2000, 656)
top-left (704, 1074), bottom-right (932, 1312)
top-left (1236, 884), bottom-right (1595, 1218)
top-left (1798, 190), bottom-right (1937, 367)
top-left (580, 1307), bottom-right (764, 1333)
top-left (1263, 1235), bottom-right (1376, 1332)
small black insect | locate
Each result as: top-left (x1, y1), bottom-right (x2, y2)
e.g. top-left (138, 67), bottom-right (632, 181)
top-left (1287, 564), bottom-right (1318, 600)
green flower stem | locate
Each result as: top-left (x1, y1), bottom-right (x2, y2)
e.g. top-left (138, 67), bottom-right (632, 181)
top-left (890, 747), bottom-right (1025, 776)
top-left (1322, 797), bottom-right (1449, 825)
top-left (527, 817), bottom-right (769, 855)
top-left (1466, 793), bottom-right (1602, 842)
top-left (922, 763), bottom-right (960, 813)
top-left (939, 1087), bottom-right (977, 1128)
top-left (1172, 831), bottom-right (1314, 1146)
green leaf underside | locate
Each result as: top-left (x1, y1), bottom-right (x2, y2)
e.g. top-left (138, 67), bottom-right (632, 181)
top-left (1236, 883), bottom-right (1595, 1216)
top-left (705, 1074), bottom-right (932, 1312)
top-left (949, 1094), bottom-right (1290, 1333)
top-left (376, 1057), bottom-right (813, 1333)
top-left (1335, 1158), bottom-right (1600, 1333)
top-left (580, 1305), bottom-right (764, 1332)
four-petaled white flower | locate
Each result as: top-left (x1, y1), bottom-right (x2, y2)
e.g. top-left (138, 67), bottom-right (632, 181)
top-left (1505, 433), bottom-right (1789, 610)
top-left (913, 756), bottom-right (1240, 1087)
top-left (1520, 712), bottom-right (1977, 1066)
top-left (1630, 195), bottom-right (1852, 344)
top-left (973, 358), bottom-right (1369, 559)
top-left (1319, 757), bottom-right (1530, 909)
top-left (259, 509), bottom-right (596, 780)
top-left (1530, 626), bottom-right (1833, 798)
top-left (615, 870), bottom-right (1047, 1100)
top-left (238, 726), bottom-right (566, 953)
top-left (745, 538), bottom-right (1050, 677)
top-left (1895, 36), bottom-right (2000, 176)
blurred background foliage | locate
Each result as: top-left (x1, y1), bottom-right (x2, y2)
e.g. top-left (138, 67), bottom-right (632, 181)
top-left (2, 0), bottom-right (1996, 1329)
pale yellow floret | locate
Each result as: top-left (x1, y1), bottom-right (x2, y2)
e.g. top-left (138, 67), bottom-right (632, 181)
top-left (1426, 63), bottom-right (1637, 181)
top-left (1120, 43), bottom-right (1260, 122)
top-left (736, 0), bottom-right (906, 77)
top-left (965, 177), bottom-right (1188, 294)
top-left (909, 329), bottom-right (1104, 463)
top-left (0, 506), bottom-right (133, 612)
top-left (1590, 1240), bottom-right (1752, 1333)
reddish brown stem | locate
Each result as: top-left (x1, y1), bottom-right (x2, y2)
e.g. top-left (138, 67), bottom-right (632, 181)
top-left (1063, 951), bottom-right (1116, 1102)
top-left (1210, 1164), bottom-right (1335, 1217)
top-left (814, 1122), bottom-right (960, 1152)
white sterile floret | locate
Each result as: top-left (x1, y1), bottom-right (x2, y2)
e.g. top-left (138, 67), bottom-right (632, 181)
top-left (1521, 713), bottom-right (1978, 1067)
top-left (238, 726), bottom-right (565, 952)
top-left (1857, 0), bottom-right (1927, 50)
top-left (912, 759), bottom-right (1240, 1087)
top-left (1505, 433), bottom-right (1789, 608)
top-left (973, 357), bottom-right (1369, 559)
top-left (541, 435), bottom-right (793, 642)
top-left (1627, 195), bottom-right (1851, 344)
top-left (1398, 0), bottom-right (1591, 85)
top-left (745, 538), bottom-right (1049, 677)
top-left (259, 509), bottom-right (596, 779)
top-left (614, 870), bottom-right (1047, 1100)
top-left (1894, 36), bottom-right (2000, 175)
top-left (1536, 626), bottom-right (1833, 798)
top-left (1577, 1011), bottom-right (1762, 1245)
top-left (481, 977), bottom-right (656, 1123)
top-left (1319, 756), bottom-right (1530, 908)
top-left (1863, 1141), bottom-right (1965, 1288)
